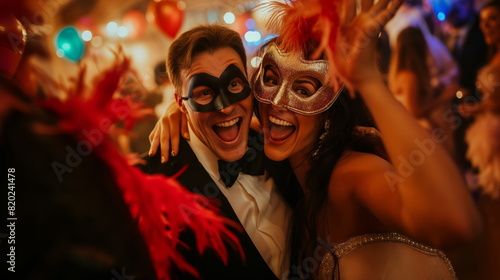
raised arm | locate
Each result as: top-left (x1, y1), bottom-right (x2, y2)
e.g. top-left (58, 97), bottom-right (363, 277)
top-left (332, 0), bottom-right (481, 248)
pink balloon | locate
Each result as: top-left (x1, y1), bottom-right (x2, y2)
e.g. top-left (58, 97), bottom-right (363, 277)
top-left (76, 15), bottom-right (96, 32)
top-left (231, 13), bottom-right (251, 37)
top-left (123, 10), bottom-right (147, 39)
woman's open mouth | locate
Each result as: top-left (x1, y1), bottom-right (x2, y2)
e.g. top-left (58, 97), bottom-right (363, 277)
top-left (269, 115), bottom-right (295, 141)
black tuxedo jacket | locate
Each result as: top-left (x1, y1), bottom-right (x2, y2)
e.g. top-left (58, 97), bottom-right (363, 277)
top-left (138, 131), bottom-right (300, 280)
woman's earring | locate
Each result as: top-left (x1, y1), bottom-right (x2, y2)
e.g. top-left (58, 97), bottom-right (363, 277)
top-left (313, 119), bottom-right (331, 157)
top-left (320, 119), bottom-right (331, 140)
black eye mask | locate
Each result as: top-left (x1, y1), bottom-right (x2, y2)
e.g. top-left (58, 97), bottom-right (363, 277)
top-left (182, 64), bottom-right (251, 112)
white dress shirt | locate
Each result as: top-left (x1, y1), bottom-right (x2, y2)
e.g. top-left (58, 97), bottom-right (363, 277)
top-left (187, 126), bottom-right (292, 278)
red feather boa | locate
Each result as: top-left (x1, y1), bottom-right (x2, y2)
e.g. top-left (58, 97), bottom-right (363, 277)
top-left (42, 55), bottom-right (244, 279)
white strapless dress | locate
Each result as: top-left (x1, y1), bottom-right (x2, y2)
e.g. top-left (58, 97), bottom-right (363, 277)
top-left (316, 233), bottom-right (456, 280)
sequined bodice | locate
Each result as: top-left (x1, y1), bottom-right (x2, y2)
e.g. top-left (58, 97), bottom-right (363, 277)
top-left (317, 233), bottom-right (457, 280)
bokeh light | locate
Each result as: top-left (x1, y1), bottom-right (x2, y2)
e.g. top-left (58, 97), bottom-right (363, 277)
top-left (224, 12), bottom-right (235, 24)
top-left (82, 30), bottom-right (93, 41)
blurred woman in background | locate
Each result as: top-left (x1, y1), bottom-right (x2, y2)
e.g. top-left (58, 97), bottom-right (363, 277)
top-left (389, 26), bottom-right (459, 163)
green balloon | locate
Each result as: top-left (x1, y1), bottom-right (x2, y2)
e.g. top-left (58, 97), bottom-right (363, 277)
top-left (55, 26), bottom-right (85, 62)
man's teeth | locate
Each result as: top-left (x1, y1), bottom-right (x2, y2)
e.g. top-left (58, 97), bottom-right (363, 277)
top-left (215, 118), bottom-right (239, 128)
top-left (269, 115), bottom-right (293, 126)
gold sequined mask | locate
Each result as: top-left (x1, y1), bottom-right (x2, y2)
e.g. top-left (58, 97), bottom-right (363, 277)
top-left (254, 43), bottom-right (342, 115)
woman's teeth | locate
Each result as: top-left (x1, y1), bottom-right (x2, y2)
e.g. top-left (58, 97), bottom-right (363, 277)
top-left (269, 115), bottom-right (293, 126)
top-left (268, 115), bottom-right (295, 141)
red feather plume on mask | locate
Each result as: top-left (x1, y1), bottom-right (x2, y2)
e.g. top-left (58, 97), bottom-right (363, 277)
top-left (41, 51), bottom-right (244, 280)
top-left (263, 0), bottom-right (340, 55)
top-left (259, 0), bottom-right (342, 89)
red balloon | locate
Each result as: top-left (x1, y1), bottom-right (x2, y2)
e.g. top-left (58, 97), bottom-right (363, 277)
top-left (76, 15), bottom-right (96, 33)
top-left (123, 10), bottom-right (147, 39)
top-left (149, 0), bottom-right (185, 38)
top-left (0, 13), bottom-right (26, 78)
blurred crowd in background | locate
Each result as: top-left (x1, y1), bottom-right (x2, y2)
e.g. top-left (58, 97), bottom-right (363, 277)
top-left (1, 0), bottom-right (500, 279)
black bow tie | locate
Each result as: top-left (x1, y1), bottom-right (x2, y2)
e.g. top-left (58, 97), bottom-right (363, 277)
top-left (218, 148), bottom-right (265, 188)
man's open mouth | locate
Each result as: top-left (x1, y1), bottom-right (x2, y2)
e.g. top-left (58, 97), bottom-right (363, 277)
top-left (213, 117), bottom-right (241, 142)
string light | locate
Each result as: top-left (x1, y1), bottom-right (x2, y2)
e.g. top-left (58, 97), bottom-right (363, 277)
top-left (117, 26), bottom-right (128, 37)
top-left (82, 30), bottom-right (93, 41)
top-left (244, 30), bottom-right (261, 44)
top-left (224, 12), bottom-right (235, 24)
top-left (245, 18), bottom-right (256, 29)
top-left (250, 56), bottom-right (262, 68)
top-left (91, 36), bottom-right (103, 47)
top-left (437, 12), bottom-right (446, 21)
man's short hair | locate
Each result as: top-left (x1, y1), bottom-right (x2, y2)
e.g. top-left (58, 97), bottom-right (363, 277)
top-left (167, 25), bottom-right (247, 94)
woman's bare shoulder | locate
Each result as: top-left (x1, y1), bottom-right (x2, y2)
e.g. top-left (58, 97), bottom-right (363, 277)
top-left (328, 150), bottom-right (393, 192)
top-left (335, 150), bottom-right (392, 174)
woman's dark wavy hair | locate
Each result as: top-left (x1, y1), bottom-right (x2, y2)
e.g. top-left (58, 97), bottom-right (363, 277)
top-left (481, 0), bottom-right (500, 59)
top-left (251, 38), bottom-right (386, 278)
